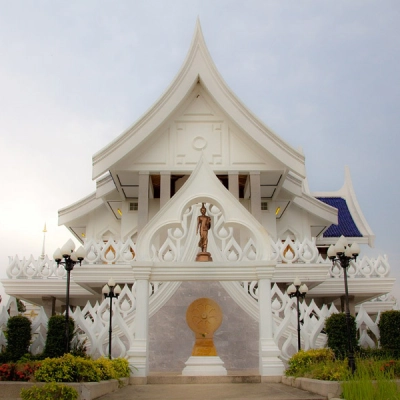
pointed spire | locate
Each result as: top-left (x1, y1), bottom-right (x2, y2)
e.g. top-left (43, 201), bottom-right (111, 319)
top-left (40, 223), bottom-right (47, 260)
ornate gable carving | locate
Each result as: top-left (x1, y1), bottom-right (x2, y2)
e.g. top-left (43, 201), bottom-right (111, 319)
top-left (135, 156), bottom-right (271, 262)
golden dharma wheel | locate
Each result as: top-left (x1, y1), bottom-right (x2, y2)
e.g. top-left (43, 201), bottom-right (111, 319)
top-left (186, 297), bottom-right (222, 336)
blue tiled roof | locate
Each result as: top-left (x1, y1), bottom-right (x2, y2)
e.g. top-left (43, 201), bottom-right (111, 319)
top-left (316, 197), bottom-right (363, 238)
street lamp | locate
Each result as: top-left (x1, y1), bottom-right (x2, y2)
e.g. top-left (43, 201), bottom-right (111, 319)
top-left (102, 278), bottom-right (122, 359)
top-left (53, 239), bottom-right (85, 353)
top-left (287, 277), bottom-right (308, 352)
top-left (328, 235), bottom-right (360, 374)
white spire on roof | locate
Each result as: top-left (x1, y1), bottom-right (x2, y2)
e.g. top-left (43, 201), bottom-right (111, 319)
top-left (40, 223), bottom-right (47, 260)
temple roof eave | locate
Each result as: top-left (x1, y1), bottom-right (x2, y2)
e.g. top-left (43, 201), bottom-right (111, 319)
top-left (308, 278), bottom-right (395, 300)
top-left (0, 280), bottom-right (93, 299)
top-left (313, 166), bottom-right (375, 246)
top-left (293, 193), bottom-right (338, 225)
top-left (355, 301), bottom-right (397, 314)
top-left (58, 192), bottom-right (103, 226)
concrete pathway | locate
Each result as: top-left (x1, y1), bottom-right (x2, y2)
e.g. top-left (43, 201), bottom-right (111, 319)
top-left (98, 382), bottom-right (327, 400)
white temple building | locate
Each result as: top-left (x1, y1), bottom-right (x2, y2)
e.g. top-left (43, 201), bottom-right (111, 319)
top-left (2, 21), bottom-right (395, 377)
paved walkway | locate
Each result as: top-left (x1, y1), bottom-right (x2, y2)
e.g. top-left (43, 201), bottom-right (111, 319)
top-left (98, 382), bottom-right (327, 400)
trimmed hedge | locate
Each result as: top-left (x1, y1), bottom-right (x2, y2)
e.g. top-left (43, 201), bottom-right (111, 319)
top-left (325, 312), bottom-right (358, 359)
top-left (43, 315), bottom-right (75, 358)
top-left (378, 310), bottom-right (400, 351)
top-left (5, 316), bottom-right (31, 362)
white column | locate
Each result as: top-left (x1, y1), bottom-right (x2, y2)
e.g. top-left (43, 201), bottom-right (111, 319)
top-left (257, 266), bottom-right (285, 377)
top-left (250, 171), bottom-right (261, 221)
top-left (228, 171), bottom-right (239, 200)
top-left (138, 172), bottom-right (150, 232)
top-left (127, 267), bottom-right (151, 377)
top-left (160, 171), bottom-right (171, 209)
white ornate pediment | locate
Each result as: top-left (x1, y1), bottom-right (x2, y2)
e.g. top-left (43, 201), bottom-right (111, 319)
top-left (135, 156), bottom-right (271, 262)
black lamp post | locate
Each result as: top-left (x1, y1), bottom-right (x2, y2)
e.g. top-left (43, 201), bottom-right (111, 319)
top-left (287, 277), bottom-right (308, 352)
top-left (102, 278), bottom-right (122, 359)
top-left (53, 239), bottom-right (85, 353)
top-left (328, 236), bottom-right (360, 374)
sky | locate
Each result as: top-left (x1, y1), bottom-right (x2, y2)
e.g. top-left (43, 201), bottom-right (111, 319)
top-left (1, 1), bottom-right (399, 299)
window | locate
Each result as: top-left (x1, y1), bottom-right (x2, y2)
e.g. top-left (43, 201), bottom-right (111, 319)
top-left (129, 201), bottom-right (138, 211)
top-left (261, 201), bottom-right (268, 211)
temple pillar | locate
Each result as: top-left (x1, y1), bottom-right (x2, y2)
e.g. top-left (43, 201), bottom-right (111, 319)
top-left (228, 171), bottom-right (239, 200)
top-left (250, 171), bottom-right (261, 221)
top-left (41, 296), bottom-right (56, 317)
top-left (257, 266), bottom-right (284, 377)
top-left (160, 171), bottom-right (171, 209)
top-left (127, 267), bottom-right (151, 378)
top-left (138, 172), bottom-right (150, 232)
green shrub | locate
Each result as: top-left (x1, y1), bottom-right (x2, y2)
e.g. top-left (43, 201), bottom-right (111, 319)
top-left (34, 354), bottom-right (130, 382)
top-left (285, 348), bottom-right (335, 376)
top-left (304, 359), bottom-right (349, 381)
top-left (34, 354), bottom-right (101, 382)
top-left (42, 315), bottom-right (74, 358)
top-left (111, 357), bottom-right (130, 377)
top-left (74, 357), bottom-right (102, 382)
top-left (325, 313), bottom-right (358, 359)
top-left (20, 382), bottom-right (78, 400)
top-left (94, 357), bottom-right (118, 380)
top-left (379, 310), bottom-right (400, 351)
top-left (5, 316), bottom-right (32, 362)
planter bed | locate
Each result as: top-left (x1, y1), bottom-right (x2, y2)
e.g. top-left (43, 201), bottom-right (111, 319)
top-left (0, 378), bottom-right (128, 400)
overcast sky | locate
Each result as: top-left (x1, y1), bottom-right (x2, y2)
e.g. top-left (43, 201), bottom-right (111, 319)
top-left (1, 1), bottom-right (399, 299)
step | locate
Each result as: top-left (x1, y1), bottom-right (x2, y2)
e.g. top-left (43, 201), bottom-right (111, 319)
top-left (148, 374), bottom-right (262, 384)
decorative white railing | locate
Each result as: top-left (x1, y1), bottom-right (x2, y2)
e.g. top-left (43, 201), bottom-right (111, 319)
top-left (6, 237), bottom-right (391, 280)
top-left (0, 283), bottom-right (395, 361)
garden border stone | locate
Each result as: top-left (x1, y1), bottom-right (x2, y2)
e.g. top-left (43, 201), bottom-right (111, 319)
top-left (282, 376), bottom-right (342, 399)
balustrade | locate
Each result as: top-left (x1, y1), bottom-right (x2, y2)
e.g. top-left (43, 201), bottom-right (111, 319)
top-left (6, 237), bottom-right (392, 280)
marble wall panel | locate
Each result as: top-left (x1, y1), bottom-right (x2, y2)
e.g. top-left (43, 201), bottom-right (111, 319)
top-left (148, 281), bottom-right (259, 372)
